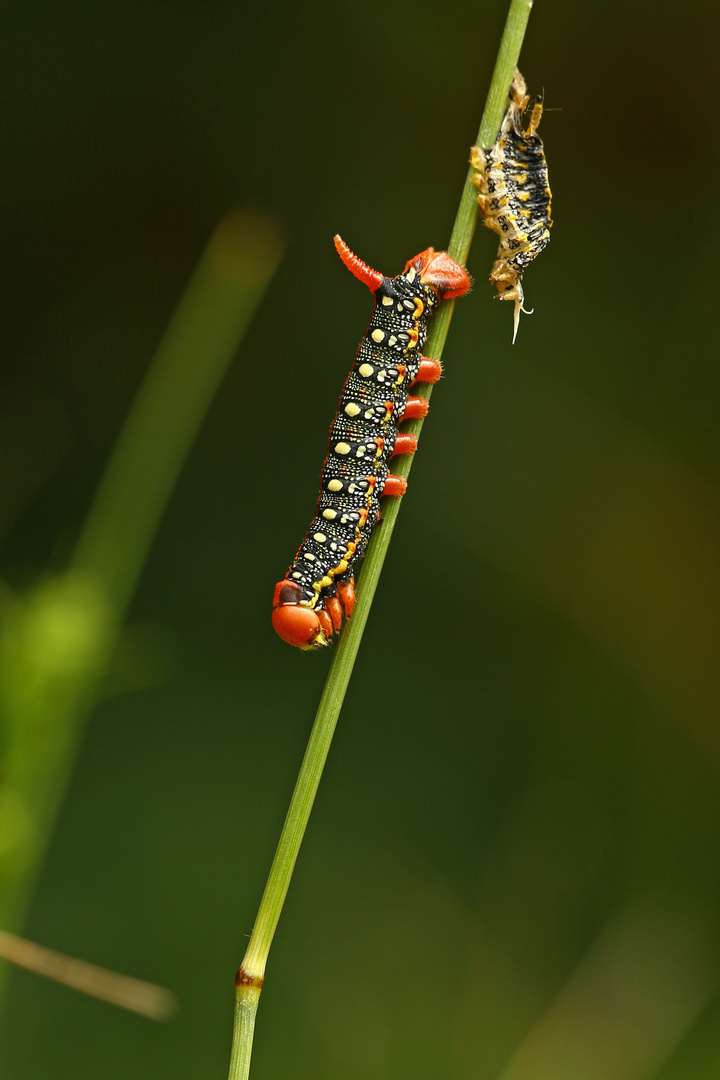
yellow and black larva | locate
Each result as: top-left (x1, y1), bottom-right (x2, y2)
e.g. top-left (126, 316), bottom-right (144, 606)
top-left (272, 236), bottom-right (471, 650)
top-left (471, 69), bottom-right (552, 342)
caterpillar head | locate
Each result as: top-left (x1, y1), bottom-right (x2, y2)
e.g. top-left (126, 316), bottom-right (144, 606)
top-left (271, 581), bottom-right (328, 650)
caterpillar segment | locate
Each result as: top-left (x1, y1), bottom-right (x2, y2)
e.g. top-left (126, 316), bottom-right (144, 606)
top-left (470, 69), bottom-right (552, 342)
top-left (272, 236), bottom-right (470, 649)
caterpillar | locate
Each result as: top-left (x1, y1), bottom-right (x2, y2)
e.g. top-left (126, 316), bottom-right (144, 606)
top-left (470, 69), bottom-right (552, 343)
top-left (272, 235), bottom-right (471, 650)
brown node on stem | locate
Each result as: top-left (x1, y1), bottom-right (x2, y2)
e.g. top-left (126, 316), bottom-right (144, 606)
top-left (235, 967), bottom-right (265, 990)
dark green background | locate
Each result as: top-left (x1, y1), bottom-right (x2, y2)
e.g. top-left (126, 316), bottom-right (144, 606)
top-left (2, 1), bottom-right (720, 1077)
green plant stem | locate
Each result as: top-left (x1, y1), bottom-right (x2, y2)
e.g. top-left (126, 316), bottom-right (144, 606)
top-left (227, 2), bottom-right (534, 1076)
top-left (228, 984), bottom-right (262, 1080)
top-left (449, 0), bottom-right (536, 267)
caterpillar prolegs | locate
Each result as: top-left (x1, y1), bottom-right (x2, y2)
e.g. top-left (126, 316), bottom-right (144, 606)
top-left (272, 236), bottom-right (471, 650)
top-left (471, 70), bottom-right (552, 342)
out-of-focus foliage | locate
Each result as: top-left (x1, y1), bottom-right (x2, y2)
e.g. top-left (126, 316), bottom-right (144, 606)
top-left (0, 207), bottom-right (282, 1008)
top-left (2, 1), bottom-right (720, 1078)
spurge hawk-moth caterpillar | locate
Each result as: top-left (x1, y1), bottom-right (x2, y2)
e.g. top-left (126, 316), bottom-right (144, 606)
top-left (272, 236), bottom-right (471, 650)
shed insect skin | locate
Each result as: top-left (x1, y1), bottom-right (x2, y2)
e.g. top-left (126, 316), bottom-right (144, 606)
top-left (471, 69), bottom-right (552, 342)
top-left (272, 236), bottom-right (471, 650)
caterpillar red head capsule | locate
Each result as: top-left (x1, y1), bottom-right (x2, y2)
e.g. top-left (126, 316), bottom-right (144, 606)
top-left (272, 236), bottom-right (470, 649)
top-left (470, 69), bottom-right (552, 342)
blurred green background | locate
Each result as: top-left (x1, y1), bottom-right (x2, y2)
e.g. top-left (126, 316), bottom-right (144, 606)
top-left (2, 1), bottom-right (720, 1077)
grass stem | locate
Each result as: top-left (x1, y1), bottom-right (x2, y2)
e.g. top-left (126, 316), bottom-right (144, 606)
top-left (227, 2), bottom-right (535, 1076)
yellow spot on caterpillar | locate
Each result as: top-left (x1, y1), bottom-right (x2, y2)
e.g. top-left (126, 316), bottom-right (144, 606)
top-left (344, 402), bottom-right (361, 416)
top-left (359, 363), bottom-right (374, 377)
top-left (322, 508), bottom-right (337, 520)
top-left (292, 572), bottom-right (302, 579)
top-left (470, 146), bottom-right (486, 170)
top-left (381, 295), bottom-right (394, 306)
top-left (304, 553), bottom-right (315, 561)
top-left (371, 329), bottom-right (385, 343)
top-left (335, 442), bottom-right (351, 455)
top-left (313, 532), bottom-right (327, 543)
top-left (328, 479), bottom-right (343, 492)
top-left (388, 335), bottom-right (397, 347)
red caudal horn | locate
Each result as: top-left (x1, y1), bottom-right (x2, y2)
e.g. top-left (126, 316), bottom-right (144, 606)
top-left (405, 249), bottom-right (471, 299)
top-left (334, 235), bottom-right (384, 292)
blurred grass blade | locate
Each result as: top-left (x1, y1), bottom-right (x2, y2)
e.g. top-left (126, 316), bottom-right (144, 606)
top-left (0, 930), bottom-right (177, 1020)
top-left (496, 897), bottom-right (717, 1080)
top-left (0, 575), bottom-right (113, 936)
top-left (72, 208), bottom-right (284, 616)
top-left (0, 210), bottom-right (283, 1007)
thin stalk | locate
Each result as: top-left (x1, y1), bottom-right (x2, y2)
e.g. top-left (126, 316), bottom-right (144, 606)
top-left (227, 2), bottom-right (535, 1076)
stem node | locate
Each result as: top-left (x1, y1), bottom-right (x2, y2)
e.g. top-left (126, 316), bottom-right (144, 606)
top-left (235, 968), bottom-right (264, 991)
